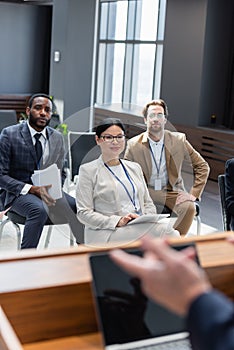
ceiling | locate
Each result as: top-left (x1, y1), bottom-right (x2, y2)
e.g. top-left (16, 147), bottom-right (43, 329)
top-left (0, 0), bottom-right (53, 5)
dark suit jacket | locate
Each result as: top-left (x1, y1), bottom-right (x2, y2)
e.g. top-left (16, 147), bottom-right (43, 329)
top-left (187, 291), bottom-right (234, 350)
top-left (225, 158), bottom-right (234, 230)
top-left (0, 122), bottom-right (66, 209)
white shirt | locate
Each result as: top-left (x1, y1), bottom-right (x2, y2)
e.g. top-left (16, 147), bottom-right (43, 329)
top-left (27, 121), bottom-right (49, 163)
top-left (148, 137), bottom-right (168, 189)
top-left (107, 164), bottom-right (141, 215)
top-left (21, 122), bottom-right (49, 195)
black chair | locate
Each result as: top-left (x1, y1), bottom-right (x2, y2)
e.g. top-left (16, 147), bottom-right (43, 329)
top-left (65, 131), bottom-right (100, 192)
top-left (49, 113), bottom-right (61, 129)
top-left (0, 211), bottom-right (75, 250)
top-left (218, 174), bottom-right (231, 231)
top-left (156, 202), bottom-right (201, 235)
top-left (0, 110), bottom-right (17, 132)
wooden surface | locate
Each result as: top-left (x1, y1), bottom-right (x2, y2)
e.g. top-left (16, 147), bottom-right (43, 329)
top-left (23, 333), bottom-right (102, 350)
top-left (0, 233), bottom-right (233, 348)
top-left (174, 124), bottom-right (234, 181)
top-left (0, 94), bottom-right (30, 121)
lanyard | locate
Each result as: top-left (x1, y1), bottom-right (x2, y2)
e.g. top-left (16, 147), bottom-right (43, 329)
top-left (104, 159), bottom-right (138, 212)
top-left (149, 143), bottom-right (164, 177)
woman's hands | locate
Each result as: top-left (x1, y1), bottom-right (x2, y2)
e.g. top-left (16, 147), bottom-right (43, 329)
top-left (116, 213), bottom-right (139, 227)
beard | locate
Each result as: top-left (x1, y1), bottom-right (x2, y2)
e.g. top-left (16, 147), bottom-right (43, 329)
top-left (29, 112), bottom-right (51, 131)
top-left (149, 122), bottom-right (163, 134)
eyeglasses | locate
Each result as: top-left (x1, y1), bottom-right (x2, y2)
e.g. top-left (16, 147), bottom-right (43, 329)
top-left (147, 113), bottom-right (165, 119)
top-left (100, 134), bottom-right (126, 142)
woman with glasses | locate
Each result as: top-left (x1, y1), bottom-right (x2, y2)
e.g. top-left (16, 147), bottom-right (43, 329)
top-left (76, 118), bottom-right (179, 245)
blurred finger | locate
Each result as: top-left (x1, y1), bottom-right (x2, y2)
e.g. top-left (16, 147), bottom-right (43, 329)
top-left (110, 249), bottom-right (147, 279)
top-left (140, 236), bottom-right (186, 264)
top-left (227, 235), bottom-right (234, 243)
top-left (182, 246), bottom-right (197, 260)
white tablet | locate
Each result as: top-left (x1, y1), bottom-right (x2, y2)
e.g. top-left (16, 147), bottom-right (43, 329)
top-left (127, 214), bottom-right (170, 225)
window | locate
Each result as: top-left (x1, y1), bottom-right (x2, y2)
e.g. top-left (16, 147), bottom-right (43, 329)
top-left (95, 0), bottom-right (167, 109)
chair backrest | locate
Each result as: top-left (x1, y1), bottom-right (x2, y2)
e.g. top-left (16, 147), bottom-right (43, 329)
top-left (49, 113), bottom-right (60, 129)
top-left (0, 110), bottom-right (17, 132)
top-left (67, 131), bottom-right (100, 182)
top-left (218, 174), bottom-right (231, 231)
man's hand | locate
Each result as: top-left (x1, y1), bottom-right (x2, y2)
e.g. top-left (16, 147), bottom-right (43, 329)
top-left (176, 191), bottom-right (196, 205)
top-left (29, 185), bottom-right (56, 206)
top-left (110, 236), bottom-right (211, 316)
top-left (227, 235), bottom-right (234, 243)
top-left (116, 213), bottom-right (139, 227)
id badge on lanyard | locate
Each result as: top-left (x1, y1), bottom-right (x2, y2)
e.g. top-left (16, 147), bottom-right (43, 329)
top-left (154, 178), bottom-right (162, 190)
top-left (149, 143), bottom-right (164, 191)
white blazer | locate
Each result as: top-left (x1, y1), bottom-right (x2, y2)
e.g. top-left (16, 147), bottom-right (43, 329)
top-left (76, 156), bottom-right (157, 244)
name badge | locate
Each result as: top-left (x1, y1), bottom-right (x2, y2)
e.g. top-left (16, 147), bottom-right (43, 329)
top-left (154, 179), bottom-right (162, 191)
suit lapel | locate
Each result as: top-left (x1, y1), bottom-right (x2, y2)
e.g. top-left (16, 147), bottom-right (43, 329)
top-left (142, 133), bottom-right (152, 183)
top-left (164, 131), bottom-right (171, 172)
top-left (20, 123), bottom-right (37, 163)
top-left (43, 128), bottom-right (55, 167)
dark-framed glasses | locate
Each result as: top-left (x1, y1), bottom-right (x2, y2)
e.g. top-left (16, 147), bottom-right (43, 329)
top-left (147, 113), bottom-right (165, 119)
top-left (100, 134), bottom-right (126, 143)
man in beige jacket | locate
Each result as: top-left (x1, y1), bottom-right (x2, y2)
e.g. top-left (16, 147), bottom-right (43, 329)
top-left (124, 99), bottom-right (210, 235)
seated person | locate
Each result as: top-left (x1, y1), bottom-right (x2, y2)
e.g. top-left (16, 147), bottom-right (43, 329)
top-left (225, 158), bottom-right (234, 230)
top-left (124, 99), bottom-right (210, 236)
top-left (76, 118), bottom-right (179, 245)
top-left (0, 93), bottom-right (82, 249)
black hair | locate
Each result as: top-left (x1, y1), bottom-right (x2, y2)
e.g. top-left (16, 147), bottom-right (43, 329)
top-left (95, 118), bottom-right (126, 138)
top-left (27, 93), bottom-right (53, 108)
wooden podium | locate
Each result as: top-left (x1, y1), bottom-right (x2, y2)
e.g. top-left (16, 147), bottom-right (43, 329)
top-left (0, 233), bottom-right (233, 350)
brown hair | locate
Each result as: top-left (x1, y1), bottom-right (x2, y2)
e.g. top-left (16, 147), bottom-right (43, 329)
top-left (142, 99), bottom-right (168, 118)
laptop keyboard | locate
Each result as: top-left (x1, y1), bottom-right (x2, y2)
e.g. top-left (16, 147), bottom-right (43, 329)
top-left (132, 338), bottom-right (192, 350)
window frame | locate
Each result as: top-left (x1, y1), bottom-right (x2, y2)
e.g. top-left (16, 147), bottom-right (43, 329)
top-left (94, 0), bottom-right (167, 109)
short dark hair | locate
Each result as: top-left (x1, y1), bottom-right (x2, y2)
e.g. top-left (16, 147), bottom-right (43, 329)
top-left (95, 118), bottom-right (126, 138)
top-left (27, 93), bottom-right (53, 108)
top-left (142, 99), bottom-right (169, 118)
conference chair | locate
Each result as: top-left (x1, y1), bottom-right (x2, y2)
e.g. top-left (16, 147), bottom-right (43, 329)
top-left (0, 110), bottom-right (17, 132)
top-left (156, 202), bottom-right (201, 235)
top-left (0, 210), bottom-right (75, 250)
top-left (49, 113), bottom-right (61, 129)
top-left (65, 131), bottom-right (100, 192)
top-left (218, 174), bottom-right (231, 231)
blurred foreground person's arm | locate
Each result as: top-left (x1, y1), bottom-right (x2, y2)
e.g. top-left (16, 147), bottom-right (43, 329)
top-left (110, 236), bottom-right (234, 350)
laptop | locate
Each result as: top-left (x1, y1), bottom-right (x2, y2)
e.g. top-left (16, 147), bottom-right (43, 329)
top-left (89, 243), bottom-right (199, 350)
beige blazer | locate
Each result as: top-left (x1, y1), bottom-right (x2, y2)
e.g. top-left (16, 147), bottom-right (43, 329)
top-left (76, 157), bottom-right (157, 244)
top-left (124, 130), bottom-right (210, 199)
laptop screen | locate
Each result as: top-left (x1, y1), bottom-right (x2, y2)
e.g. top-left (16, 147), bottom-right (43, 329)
top-left (89, 243), bottom-right (199, 347)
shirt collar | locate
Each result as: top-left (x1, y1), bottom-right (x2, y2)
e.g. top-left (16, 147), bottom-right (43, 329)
top-left (27, 121), bottom-right (47, 140)
top-left (148, 135), bottom-right (164, 147)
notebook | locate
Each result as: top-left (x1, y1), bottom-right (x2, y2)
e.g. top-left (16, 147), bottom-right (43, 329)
top-left (89, 243), bottom-right (199, 350)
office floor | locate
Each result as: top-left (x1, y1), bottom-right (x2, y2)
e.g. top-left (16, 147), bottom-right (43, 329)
top-left (0, 180), bottom-right (223, 253)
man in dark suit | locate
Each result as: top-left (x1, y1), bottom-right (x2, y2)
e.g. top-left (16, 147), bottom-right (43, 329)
top-left (225, 158), bottom-right (234, 230)
top-left (110, 235), bottom-right (234, 350)
top-left (0, 93), bottom-right (82, 249)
